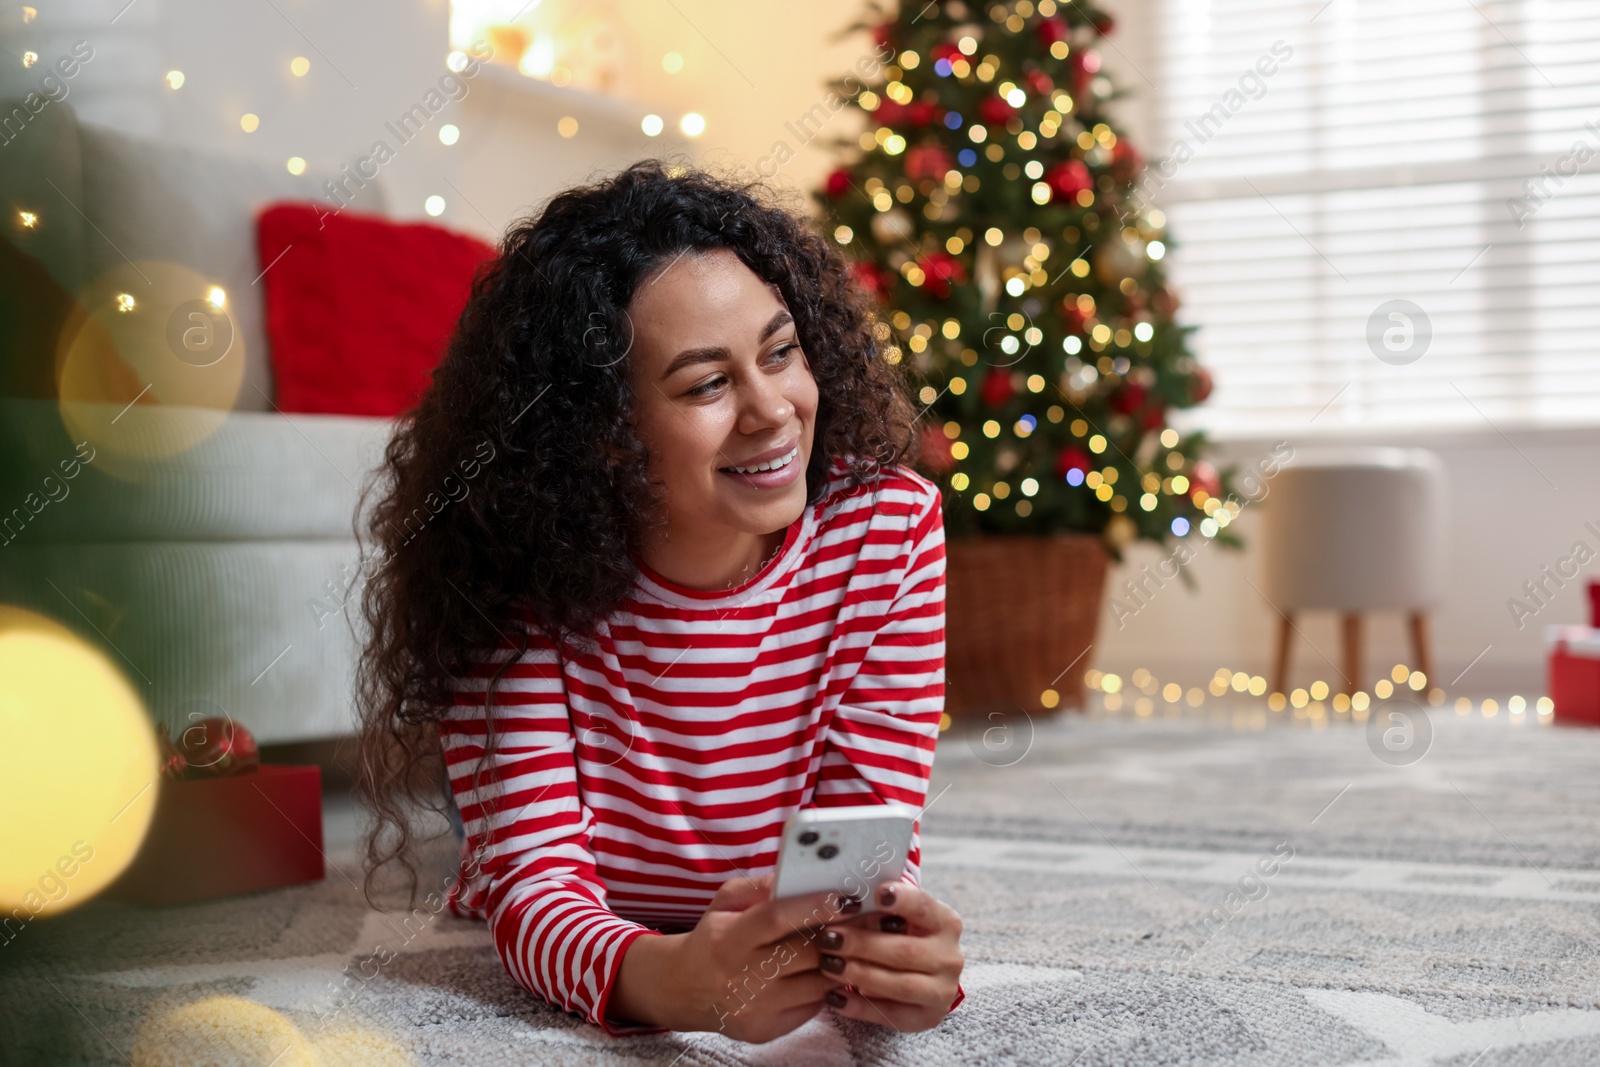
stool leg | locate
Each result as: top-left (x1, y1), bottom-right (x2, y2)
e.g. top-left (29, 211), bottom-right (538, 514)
top-left (1341, 613), bottom-right (1362, 696)
top-left (1409, 613), bottom-right (1434, 689)
top-left (1272, 613), bottom-right (1293, 697)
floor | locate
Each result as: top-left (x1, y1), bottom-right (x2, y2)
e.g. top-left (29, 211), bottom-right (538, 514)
top-left (4, 699), bottom-right (1599, 1066)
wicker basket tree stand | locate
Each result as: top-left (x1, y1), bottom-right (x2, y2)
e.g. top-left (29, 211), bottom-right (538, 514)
top-left (943, 531), bottom-right (1110, 717)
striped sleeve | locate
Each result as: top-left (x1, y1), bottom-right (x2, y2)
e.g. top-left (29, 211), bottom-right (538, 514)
top-left (437, 629), bottom-right (668, 1037)
top-left (811, 481), bottom-right (965, 1014)
top-left (812, 480), bottom-right (946, 882)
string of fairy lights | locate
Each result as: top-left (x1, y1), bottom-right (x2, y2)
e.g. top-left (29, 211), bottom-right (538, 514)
top-left (934, 662), bottom-right (1555, 733)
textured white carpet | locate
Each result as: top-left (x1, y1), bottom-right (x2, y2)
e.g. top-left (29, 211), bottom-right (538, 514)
top-left (4, 705), bottom-right (1598, 1066)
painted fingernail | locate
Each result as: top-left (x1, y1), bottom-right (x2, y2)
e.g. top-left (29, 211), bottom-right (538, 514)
top-left (880, 914), bottom-right (907, 934)
top-left (820, 953), bottom-right (846, 974)
top-left (840, 896), bottom-right (862, 914)
top-left (878, 883), bottom-right (898, 908)
top-left (820, 929), bottom-right (844, 950)
top-left (825, 989), bottom-right (848, 1008)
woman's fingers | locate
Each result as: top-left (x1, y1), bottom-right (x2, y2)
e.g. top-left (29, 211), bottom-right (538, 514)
top-left (869, 879), bottom-right (964, 937)
top-left (823, 981), bottom-right (946, 1033)
top-left (825, 953), bottom-right (947, 1004)
top-left (707, 873), bottom-right (774, 912)
top-left (817, 923), bottom-right (958, 976)
top-left (711, 962), bottom-right (841, 1031)
top-left (740, 888), bottom-right (853, 948)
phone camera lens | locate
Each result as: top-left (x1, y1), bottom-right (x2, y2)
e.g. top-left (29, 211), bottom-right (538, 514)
top-left (798, 830), bottom-right (819, 846)
top-left (817, 844), bottom-right (839, 860)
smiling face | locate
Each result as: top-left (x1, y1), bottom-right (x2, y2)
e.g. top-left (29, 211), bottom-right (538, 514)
top-left (623, 246), bottom-right (819, 591)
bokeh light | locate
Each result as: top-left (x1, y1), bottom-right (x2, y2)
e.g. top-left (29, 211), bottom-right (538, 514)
top-left (0, 606), bottom-right (158, 916)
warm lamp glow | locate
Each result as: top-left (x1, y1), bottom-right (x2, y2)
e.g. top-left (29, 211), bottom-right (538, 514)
top-left (132, 996), bottom-right (422, 1067)
top-left (0, 606), bottom-right (159, 918)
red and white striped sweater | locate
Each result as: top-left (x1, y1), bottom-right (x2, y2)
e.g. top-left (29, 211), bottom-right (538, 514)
top-left (437, 456), bottom-right (965, 1035)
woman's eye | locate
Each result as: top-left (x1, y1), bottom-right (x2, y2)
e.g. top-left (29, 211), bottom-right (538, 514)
top-left (686, 344), bottom-right (800, 397)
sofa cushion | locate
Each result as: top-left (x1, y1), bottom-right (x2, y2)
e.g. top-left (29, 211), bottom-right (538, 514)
top-left (255, 203), bottom-right (495, 417)
top-left (74, 123), bottom-right (389, 413)
top-left (0, 396), bottom-right (396, 542)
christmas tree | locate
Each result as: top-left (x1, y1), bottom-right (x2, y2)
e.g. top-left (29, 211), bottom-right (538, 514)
top-left (813, 0), bottom-right (1238, 561)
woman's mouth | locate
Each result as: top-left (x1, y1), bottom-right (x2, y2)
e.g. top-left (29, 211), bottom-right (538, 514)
top-left (718, 443), bottom-right (802, 489)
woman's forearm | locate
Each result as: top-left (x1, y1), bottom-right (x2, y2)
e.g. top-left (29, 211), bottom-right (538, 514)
top-left (609, 931), bottom-right (691, 1030)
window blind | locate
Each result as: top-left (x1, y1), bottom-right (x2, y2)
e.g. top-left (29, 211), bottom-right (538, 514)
top-left (1143, 0), bottom-right (1600, 437)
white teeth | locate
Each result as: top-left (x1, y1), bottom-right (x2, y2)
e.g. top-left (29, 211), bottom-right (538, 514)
top-left (724, 444), bottom-right (798, 475)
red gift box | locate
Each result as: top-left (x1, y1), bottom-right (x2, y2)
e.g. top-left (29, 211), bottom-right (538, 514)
top-left (1547, 625), bottom-right (1600, 727)
top-left (108, 764), bottom-right (326, 906)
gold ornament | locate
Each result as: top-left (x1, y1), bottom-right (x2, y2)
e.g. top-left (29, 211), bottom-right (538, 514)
top-left (870, 207), bottom-right (915, 246)
top-left (1103, 513), bottom-right (1137, 551)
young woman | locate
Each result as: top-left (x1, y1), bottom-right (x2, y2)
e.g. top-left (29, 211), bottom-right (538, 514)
top-left (354, 158), bottom-right (965, 1041)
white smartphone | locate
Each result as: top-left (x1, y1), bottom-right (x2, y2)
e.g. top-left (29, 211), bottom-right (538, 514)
top-left (770, 803), bottom-right (918, 916)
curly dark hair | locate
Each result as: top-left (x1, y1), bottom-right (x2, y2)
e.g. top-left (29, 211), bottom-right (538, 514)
top-left (352, 156), bottom-right (924, 907)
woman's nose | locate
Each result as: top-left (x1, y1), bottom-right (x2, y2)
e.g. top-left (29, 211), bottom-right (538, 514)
top-left (740, 373), bottom-right (793, 428)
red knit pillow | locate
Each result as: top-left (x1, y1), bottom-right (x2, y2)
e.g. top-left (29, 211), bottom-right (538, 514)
top-left (256, 203), bottom-right (496, 416)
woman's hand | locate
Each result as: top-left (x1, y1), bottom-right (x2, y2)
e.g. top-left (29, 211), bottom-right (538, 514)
top-left (814, 878), bottom-right (964, 1032)
top-left (612, 872), bottom-right (847, 1042)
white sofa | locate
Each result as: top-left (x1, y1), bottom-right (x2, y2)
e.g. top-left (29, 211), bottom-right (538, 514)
top-left (0, 98), bottom-right (399, 744)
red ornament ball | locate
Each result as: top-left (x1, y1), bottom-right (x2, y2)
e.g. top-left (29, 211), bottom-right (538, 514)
top-left (824, 168), bottom-right (851, 198)
top-left (874, 99), bottom-right (910, 129)
top-left (905, 143), bottom-right (954, 182)
top-left (1110, 140), bottom-right (1144, 179)
top-left (176, 716), bottom-right (260, 777)
top-left (918, 251), bottom-right (968, 300)
top-left (848, 260), bottom-right (890, 303)
top-left (155, 722), bottom-right (188, 780)
top-left (1046, 160), bottom-right (1093, 199)
top-left (980, 366), bottom-right (1015, 408)
top-left (1189, 366), bottom-right (1214, 405)
top-left (1109, 380), bottom-right (1147, 416)
top-left (1036, 16), bottom-right (1068, 46)
top-left (1055, 444), bottom-right (1092, 479)
top-left (907, 100), bottom-right (942, 128)
top-left (979, 95), bottom-right (1017, 126)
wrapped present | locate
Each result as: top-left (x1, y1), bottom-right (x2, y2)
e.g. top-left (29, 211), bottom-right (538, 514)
top-left (107, 760), bottom-right (325, 906)
top-left (1547, 624), bottom-right (1600, 727)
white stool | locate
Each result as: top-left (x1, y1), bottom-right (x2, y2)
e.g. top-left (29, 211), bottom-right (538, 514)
top-left (1260, 447), bottom-right (1448, 696)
